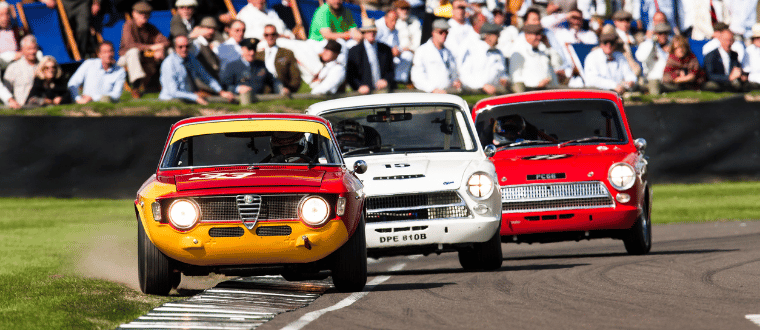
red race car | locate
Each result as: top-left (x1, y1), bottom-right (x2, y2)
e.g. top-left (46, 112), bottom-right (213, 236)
top-left (134, 114), bottom-right (367, 295)
top-left (472, 90), bottom-right (652, 254)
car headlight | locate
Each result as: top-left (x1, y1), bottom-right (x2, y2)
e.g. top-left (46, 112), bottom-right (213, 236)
top-left (608, 163), bottom-right (636, 191)
top-left (467, 173), bottom-right (494, 198)
top-left (168, 199), bottom-right (200, 230)
top-left (299, 195), bottom-right (330, 226)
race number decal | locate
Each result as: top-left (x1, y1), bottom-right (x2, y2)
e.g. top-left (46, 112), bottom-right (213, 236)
top-left (188, 173), bottom-right (255, 180)
top-left (379, 233), bottom-right (427, 243)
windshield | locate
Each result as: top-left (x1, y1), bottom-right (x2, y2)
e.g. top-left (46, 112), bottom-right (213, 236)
top-left (320, 105), bottom-right (477, 156)
top-left (474, 99), bottom-right (627, 148)
top-left (160, 121), bottom-right (342, 168)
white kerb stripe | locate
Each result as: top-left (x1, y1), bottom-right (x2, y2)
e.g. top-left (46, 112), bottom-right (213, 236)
top-left (280, 262), bottom-right (407, 330)
top-left (747, 315), bottom-right (760, 327)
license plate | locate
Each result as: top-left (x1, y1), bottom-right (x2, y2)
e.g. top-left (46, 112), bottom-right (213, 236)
top-left (378, 233), bottom-right (428, 243)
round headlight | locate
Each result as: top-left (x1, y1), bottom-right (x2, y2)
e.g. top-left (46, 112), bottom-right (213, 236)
top-left (608, 163), bottom-right (636, 191)
top-left (168, 199), bottom-right (200, 230)
top-left (467, 173), bottom-right (494, 198)
top-left (299, 196), bottom-right (330, 226)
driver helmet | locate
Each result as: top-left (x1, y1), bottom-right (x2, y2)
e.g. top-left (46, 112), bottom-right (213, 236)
top-left (271, 131), bottom-right (306, 154)
top-left (334, 119), bottom-right (366, 152)
top-left (493, 115), bottom-right (526, 146)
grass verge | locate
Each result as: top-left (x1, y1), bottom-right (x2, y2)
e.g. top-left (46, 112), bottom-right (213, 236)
top-left (0, 181), bottom-right (757, 328)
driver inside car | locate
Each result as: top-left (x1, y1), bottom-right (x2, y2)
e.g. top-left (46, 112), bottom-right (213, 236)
top-left (492, 115), bottom-right (528, 146)
top-left (334, 119), bottom-right (367, 152)
top-left (268, 131), bottom-right (309, 163)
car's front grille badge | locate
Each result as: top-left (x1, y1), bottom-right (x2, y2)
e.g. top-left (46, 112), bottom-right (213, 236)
top-left (236, 195), bottom-right (262, 229)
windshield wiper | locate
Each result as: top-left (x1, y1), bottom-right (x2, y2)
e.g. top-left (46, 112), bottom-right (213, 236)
top-left (498, 140), bottom-right (555, 150)
top-left (558, 136), bottom-right (619, 148)
top-left (342, 144), bottom-right (395, 156)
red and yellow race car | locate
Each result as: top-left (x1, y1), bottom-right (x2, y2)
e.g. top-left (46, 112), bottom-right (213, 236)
top-left (472, 90), bottom-right (652, 254)
top-left (134, 114), bottom-right (367, 295)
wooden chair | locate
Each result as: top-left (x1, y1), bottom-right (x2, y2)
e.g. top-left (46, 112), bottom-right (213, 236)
top-left (16, 0), bottom-right (81, 63)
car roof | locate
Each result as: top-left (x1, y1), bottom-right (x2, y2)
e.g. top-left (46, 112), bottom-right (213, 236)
top-left (472, 90), bottom-right (622, 116)
top-left (306, 93), bottom-right (470, 115)
top-left (169, 113), bottom-right (331, 132)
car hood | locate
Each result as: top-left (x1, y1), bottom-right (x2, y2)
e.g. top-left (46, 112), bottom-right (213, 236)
top-left (174, 168), bottom-right (325, 191)
top-left (345, 153), bottom-right (477, 196)
top-left (491, 145), bottom-right (634, 184)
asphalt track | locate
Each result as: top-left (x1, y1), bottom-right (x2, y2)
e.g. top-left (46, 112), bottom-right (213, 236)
top-left (255, 220), bottom-right (760, 330)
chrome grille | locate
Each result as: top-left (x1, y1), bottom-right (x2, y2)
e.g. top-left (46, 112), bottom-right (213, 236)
top-left (366, 191), bottom-right (470, 223)
top-left (184, 195), bottom-right (303, 222)
top-left (197, 197), bottom-right (239, 221)
top-left (236, 195), bottom-right (262, 222)
top-left (500, 181), bottom-right (614, 213)
top-left (258, 195), bottom-right (303, 220)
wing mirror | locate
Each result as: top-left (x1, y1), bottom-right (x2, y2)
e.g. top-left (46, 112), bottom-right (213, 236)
top-left (353, 160), bottom-right (368, 174)
top-left (634, 138), bottom-right (647, 154)
top-left (484, 144), bottom-right (497, 158)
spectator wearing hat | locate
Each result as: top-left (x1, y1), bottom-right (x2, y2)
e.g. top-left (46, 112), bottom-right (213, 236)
top-left (509, 23), bottom-right (557, 93)
top-left (170, 0), bottom-right (202, 40)
top-left (67, 41), bottom-right (126, 104)
top-left (742, 23), bottom-right (760, 89)
top-left (237, 0), bottom-right (293, 40)
top-left (255, 24), bottom-right (301, 95)
top-left (346, 19), bottom-right (395, 94)
top-left (411, 19), bottom-right (460, 93)
top-left (217, 20), bottom-right (246, 70)
top-left (583, 32), bottom-right (637, 94)
top-left (662, 35), bottom-right (705, 91)
top-left (309, 40), bottom-right (346, 95)
top-left (308, 0), bottom-right (359, 42)
top-left (612, 10), bottom-right (641, 76)
top-left (703, 23), bottom-right (747, 92)
top-left (445, 0), bottom-right (479, 67)
top-left (189, 17), bottom-right (222, 81)
top-left (635, 22), bottom-right (672, 94)
top-left (4, 35), bottom-right (39, 106)
top-left (159, 35), bottom-right (234, 104)
top-left (220, 38), bottom-right (275, 104)
top-left (459, 22), bottom-right (508, 95)
top-left (118, 1), bottom-right (170, 97)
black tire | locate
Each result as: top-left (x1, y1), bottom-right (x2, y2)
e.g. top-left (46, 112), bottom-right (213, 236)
top-left (458, 228), bottom-right (503, 270)
top-left (138, 222), bottom-right (174, 295)
top-left (331, 215), bottom-right (367, 292)
top-left (623, 196), bottom-right (652, 255)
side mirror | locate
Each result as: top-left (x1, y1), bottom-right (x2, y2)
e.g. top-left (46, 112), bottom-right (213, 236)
top-left (484, 144), bottom-right (497, 158)
top-left (353, 160), bottom-right (368, 174)
top-left (634, 138), bottom-right (647, 153)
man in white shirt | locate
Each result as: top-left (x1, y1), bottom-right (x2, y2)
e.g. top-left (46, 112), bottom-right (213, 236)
top-left (411, 19), bottom-right (461, 93)
top-left (460, 23), bottom-right (508, 95)
top-left (393, 0), bottom-right (422, 54)
top-left (310, 40), bottom-right (346, 95)
top-left (584, 32), bottom-right (637, 94)
top-left (509, 24), bottom-right (557, 93)
top-left (703, 23), bottom-right (746, 63)
top-left (445, 0), bottom-right (479, 66)
top-left (742, 23), bottom-right (760, 88)
top-left (545, 7), bottom-right (598, 86)
top-left (237, 0), bottom-right (293, 40)
top-left (612, 10), bottom-right (641, 77)
top-left (217, 20), bottom-right (246, 71)
top-left (635, 22), bottom-right (671, 94)
top-left (377, 9), bottom-right (412, 83)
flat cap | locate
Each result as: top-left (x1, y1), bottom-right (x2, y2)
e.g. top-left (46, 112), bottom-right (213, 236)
top-left (480, 22), bottom-right (502, 35)
top-left (713, 22), bottom-right (729, 32)
top-left (432, 18), bottom-right (450, 30)
top-left (654, 22), bottom-right (671, 34)
top-left (359, 19), bottom-right (377, 32)
top-left (392, 0), bottom-right (410, 9)
top-left (612, 10), bottom-right (632, 21)
top-left (199, 17), bottom-right (217, 29)
top-left (324, 39), bottom-right (342, 53)
top-left (132, 1), bottom-right (152, 12)
top-left (522, 24), bottom-right (543, 35)
top-left (599, 32), bottom-right (618, 42)
top-left (239, 37), bottom-right (259, 49)
top-left (175, 0), bottom-right (197, 7)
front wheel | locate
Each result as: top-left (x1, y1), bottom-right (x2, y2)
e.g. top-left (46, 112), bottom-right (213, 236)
top-left (458, 228), bottom-right (503, 270)
top-left (138, 222), bottom-right (176, 295)
top-left (331, 215), bottom-right (367, 292)
top-left (623, 198), bottom-right (652, 255)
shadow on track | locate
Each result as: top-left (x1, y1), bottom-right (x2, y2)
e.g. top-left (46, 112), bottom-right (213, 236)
top-left (368, 263), bottom-right (587, 277)
top-left (504, 248), bottom-right (738, 261)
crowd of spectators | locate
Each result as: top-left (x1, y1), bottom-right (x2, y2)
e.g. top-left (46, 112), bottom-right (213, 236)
top-left (3, 0), bottom-right (760, 109)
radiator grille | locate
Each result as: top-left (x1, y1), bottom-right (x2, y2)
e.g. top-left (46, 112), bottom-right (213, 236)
top-left (181, 195), bottom-right (305, 222)
top-left (366, 191), bottom-right (469, 223)
top-left (256, 225), bottom-right (293, 236)
top-left (208, 227), bottom-right (245, 237)
top-left (235, 195), bottom-right (262, 222)
top-left (500, 182), bottom-right (614, 213)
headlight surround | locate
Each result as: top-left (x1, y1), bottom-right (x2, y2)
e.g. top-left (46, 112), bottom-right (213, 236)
top-left (467, 172), bottom-right (494, 199)
top-left (167, 199), bottom-right (200, 230)
top-left (298, 195), bottom-right (330, 227)
top-left (608, 163), bottom-right (636, 191)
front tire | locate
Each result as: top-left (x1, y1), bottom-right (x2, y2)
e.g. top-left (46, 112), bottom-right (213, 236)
top-left (623, 197), bottom-right (652, 255)
top-left (458, 228), bottom-right (503, 270)
top-left (138, 222), bottom-right (175, 295)
top-left (331, 215), bottom-right (367, 292)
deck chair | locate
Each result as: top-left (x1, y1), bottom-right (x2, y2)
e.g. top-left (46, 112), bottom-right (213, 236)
top-left (96, 13), bottom-right (126, 60)
top-left (16, 1), bottom-right (81, 64)
top-left (147, 10), bottom-right (172, 40)
top-left (567, 43), bottom-right (597, 80)
top-left (688, 38), bottom-right (710, 67)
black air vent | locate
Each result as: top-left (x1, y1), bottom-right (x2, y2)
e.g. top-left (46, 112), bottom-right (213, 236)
top-left (256, 225), bottom-right (292, 236)
top-left (209, 227), bottom-right (245, 237)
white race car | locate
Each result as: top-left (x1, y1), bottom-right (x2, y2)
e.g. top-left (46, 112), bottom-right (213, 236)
top-left (307, 93), bottom-right (503, 270)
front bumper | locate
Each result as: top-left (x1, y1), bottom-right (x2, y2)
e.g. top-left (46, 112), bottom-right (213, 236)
top-left (500, 204), bottom-right (639, 236)
top-left (366, 216), bottom-right (500, 249)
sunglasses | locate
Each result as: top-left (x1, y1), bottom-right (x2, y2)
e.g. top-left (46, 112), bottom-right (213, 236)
top-left (601, 40), bottom-right (615, 45)
top-left (263, 33), bottom-right (277, 37)
top-left (176, 44), bottom-right (189, 49)
top-left (455, 6), bottom-right (466, 9)
top-left (435, 29), bottom-right (449, 34)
